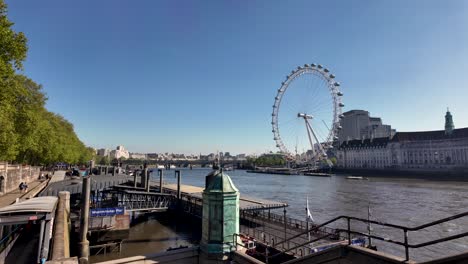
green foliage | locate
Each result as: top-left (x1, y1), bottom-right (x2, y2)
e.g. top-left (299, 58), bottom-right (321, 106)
top-left (0, 0), bottom-right (92, 165)
top-left (98, 156), bottom-right (110, 165)
top-left (251, 154), bottom-right (286, 167)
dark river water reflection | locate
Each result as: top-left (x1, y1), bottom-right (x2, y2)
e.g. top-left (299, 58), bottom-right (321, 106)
top-left (91, 168), bottom-right (468, 263)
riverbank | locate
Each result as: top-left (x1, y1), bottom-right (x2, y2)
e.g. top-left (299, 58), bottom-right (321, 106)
top-left (333, 168), bottom-right (468, 181)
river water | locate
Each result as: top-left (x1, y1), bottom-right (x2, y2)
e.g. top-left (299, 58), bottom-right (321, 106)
top-left (91, 168), bottom-right (468, 263)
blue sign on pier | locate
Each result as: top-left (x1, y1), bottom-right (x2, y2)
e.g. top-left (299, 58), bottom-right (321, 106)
top-left (90, 207), bottom-right (125, 217)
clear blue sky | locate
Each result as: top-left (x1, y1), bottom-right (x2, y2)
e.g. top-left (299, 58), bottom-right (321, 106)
top-left (6, 0), bottom-right (468, 154)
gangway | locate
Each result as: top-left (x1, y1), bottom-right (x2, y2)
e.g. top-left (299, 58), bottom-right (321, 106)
top-left (93, 188), bottom-right (173, 212)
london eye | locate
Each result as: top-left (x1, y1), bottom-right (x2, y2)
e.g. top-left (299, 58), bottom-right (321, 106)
top-left (271, 64), bottom-right (344, 166)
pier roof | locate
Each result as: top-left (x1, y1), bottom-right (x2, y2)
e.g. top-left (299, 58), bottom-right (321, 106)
top-left (0, 196), bottom-right (58, 215)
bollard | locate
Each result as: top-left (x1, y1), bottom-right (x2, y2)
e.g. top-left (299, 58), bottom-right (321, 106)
top-left (112, 166), bottom-right (115, 176)
top-left (158, 169), bottom-right (164, 194)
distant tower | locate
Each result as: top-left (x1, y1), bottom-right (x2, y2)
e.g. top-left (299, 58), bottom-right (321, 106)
top-left (445, 108), bottom-right (455, 135)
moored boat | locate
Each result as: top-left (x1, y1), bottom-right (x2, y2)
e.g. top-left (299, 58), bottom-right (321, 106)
top-left (346, 176), bottom-right (369, 180)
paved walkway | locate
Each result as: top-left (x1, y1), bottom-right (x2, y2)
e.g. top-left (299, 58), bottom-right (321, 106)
top-left (0, 180), bottom-right (43, 208)
top-left (49, 170), bottom-right (66, 183)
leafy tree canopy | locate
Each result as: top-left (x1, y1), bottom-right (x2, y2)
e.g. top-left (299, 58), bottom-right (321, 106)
top-left (0, 0), bottom-right (93, 165)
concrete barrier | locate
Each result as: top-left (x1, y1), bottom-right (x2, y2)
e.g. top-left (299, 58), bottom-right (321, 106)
top-left (232, 251), bottom-right (265, 264)
top-left (45, 257), bottom-right (78, 264)
top-left (282, 245), bottom-right (415, 264)
top-left (95, 246), bottom-right (199, 264)
top-left (51, 192), bottom-right (71, 260)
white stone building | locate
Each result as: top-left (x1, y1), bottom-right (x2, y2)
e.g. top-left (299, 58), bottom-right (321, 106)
top-left (97, 148), bottom-right (110, 157)
top-left (109, 145), bottom-right (130, 159)
top-left (338, 110), bottom-right (395, 143)
top-left (336, 110), bottom-right (468, 172)
top-left (129, 153), bottom-right (147, 159)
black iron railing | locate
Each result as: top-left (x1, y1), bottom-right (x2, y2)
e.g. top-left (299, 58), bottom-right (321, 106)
top-left (269, 211), bottom-right (468, 261)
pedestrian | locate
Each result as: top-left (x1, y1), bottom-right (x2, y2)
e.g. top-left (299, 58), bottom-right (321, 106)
top-left (19, 182), bottom-right (24, 193)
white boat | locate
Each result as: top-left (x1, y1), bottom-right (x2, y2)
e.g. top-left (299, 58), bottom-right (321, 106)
top-left (346, 176), bottom-right (368, 180)
top-left (156, 165), bottom-right (165, 169)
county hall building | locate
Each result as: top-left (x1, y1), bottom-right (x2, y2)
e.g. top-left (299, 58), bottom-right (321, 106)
top-left (335, 110), bottom-right (468, 174)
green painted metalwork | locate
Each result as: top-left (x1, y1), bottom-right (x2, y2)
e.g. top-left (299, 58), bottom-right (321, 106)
top-left (201, 169), bottom-right (240, 254)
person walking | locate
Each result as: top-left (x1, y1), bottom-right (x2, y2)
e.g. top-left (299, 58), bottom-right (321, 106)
top-left (19, 182), bottom-right (24, 193)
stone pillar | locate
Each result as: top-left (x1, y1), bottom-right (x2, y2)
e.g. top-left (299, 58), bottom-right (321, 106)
top-left (158, 169), bottom-right (164, 194)
top-left (53, 191), bottom-right (71, 260)
top-left (89, 160), bottom-right (95, 175)
top-left (175, 170), bottom-right (181, 200)
top-left (133, 170), bottom-right (138, 188)
top-left (141, 168), bottom-right (148, 189)
top-left (79, 177), bottom-right (90, 262)
top-left (145, 169), bottom-right (150, 192)
top-left (200, 169), bottom-right (240, 261)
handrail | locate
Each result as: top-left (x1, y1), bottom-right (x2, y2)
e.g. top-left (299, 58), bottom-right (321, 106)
top-left (268, 233), bottom-right (333, 259)
top-left (262, 211), bottom-right (468, 262)
top-left (274, 215), bottom-right (343, 246)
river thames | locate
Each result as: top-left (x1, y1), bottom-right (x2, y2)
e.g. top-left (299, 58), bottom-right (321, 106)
top-left (90, 168), bottom-right (468, 263)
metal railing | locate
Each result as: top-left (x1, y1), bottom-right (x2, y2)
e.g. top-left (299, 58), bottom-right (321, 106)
top-left (0, 226), bottom-right (21, 253)
top-left (92, 189), bottom-right (174, 212)
top-left (271, 211), bottom-right (468, 262)
top-left (241, 210), bottom-right (341, 240)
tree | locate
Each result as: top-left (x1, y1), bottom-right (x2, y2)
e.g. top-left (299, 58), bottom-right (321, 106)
top-left (98, 156), bottom-right (110, 165)
top-left (0, 1), bottom-right (94, 166)
top-left (0, 0), bottom-right (28, 161)
top-left (252, 154), bottom-right (286, 167)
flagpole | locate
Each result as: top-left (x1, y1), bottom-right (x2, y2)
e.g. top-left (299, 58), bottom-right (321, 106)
top-left (367, 202), bottom-right (372, 248)
top-left (306, 196), bottom-right (310, 242)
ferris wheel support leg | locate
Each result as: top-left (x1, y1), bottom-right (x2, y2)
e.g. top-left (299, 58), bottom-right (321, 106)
top-left (303, 119), bottom-right (316, 158)
top-left (306, 120), bottom-right (327, 158)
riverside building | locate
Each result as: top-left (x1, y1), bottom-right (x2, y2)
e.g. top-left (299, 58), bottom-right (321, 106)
top-left (336, 109), bottom-right (468, 174)
top-left (337, 110), bottom-right (395, 144)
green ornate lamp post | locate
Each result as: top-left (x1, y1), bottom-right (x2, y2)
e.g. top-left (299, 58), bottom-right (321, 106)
top-left (200, 167), bottom-right (240, 260)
